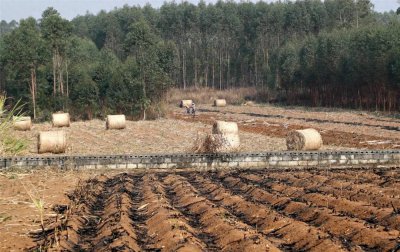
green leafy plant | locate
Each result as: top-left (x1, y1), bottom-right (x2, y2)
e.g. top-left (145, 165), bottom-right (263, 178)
top-left (0, 94), bottom-right (28, 155)
top-left (21, 180), bottom-right (45, 232)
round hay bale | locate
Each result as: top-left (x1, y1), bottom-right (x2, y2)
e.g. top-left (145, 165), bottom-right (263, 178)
top-left (286, 128), bottom-right (323, 151)
top-left (37, 131), bottom-right (67, 154)
top-left (52, 113), bottom-right (70, 127)
top-left (243, 101), bottom-right (255, 106)
top-left (179, 100), bottom-right (193, 108)
top-left (210, 133), bottom-right (240, 153)
top-left (218, 133), bottom-right (240, 152)
top-left (212, 121), bottom-right (238, 135)
top-left (106, 115), bottom-right (126, 130)
top-left (13, 116), bottom-right (32, 131)
top-left (214, 99), bottom-right (227, 107)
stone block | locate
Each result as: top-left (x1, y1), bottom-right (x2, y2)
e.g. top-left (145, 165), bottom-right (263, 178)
top-left (350, 160), bottom-right (359, 165)
top-left (154, 163), bottom-right (166, 169)
top-left (319, 160), bottom-right (329, 165)
top-left (277, 161), bottom-right (289, 167)
top-left (359, 159), bottom-right (377, 164)
top-left (298, 161), bottom-right (308, 166)
top-left (117, 163), bottom-right (127, 169)
top-left (167, 163), bottom-right (177, 169)
top-left (268, 161), bottom-right (278, 166)
top-left (228, 162), bottom-right (239, 168)
top-left (269, 156), bottom-right (281, 162)
top-left (137, 163), bottom-right (147, 169)
top-left (307, 161), bottom-right (318, 166)
top-left (246, 161), bottom-right (260, 167)
top-left (378, 159), bottom-right (389, 164)
top-left (127, 163), bottom-right (137, 169)
top-left (301, 155), bottom-right (312, 160)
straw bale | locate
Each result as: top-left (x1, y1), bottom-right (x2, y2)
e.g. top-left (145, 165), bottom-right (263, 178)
top-left (106, 115), bottom-right (126, 130)
top-left (214, 99), bottom-right (227, 107)
top-left (180, 100), bottom-right (193, 108)
top-left (37, 131), bottom-right (67, 154)
top-left (286, 128), bottom-right (323, 151)
top-left (243, 101), bottom-right (255, 106)
top-left (13, 116), bottom-right (31, 131)
top-left (212, 121), bottom-right (239, 135)
top-left (52, 113), bottom-right (70, 127)
top-left (193, 133), bottom-right (240, 153)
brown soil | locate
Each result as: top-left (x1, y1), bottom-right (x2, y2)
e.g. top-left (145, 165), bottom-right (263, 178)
top-left (22, 168), bottom-right (400, 251)
top-left (170, 104), bottom-right (400, 149)
top-left (0, 169), bottom-right (107, 251)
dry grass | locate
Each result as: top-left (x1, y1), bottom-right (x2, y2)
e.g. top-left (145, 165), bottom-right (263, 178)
top-left (192, 133), bottom-right (236, 153)
top-left (11, 118), bottom-right (294, 156)
top-left (165, 87), bottom-right (258, 106)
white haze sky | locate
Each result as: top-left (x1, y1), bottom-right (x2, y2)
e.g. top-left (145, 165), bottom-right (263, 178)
top-left (0, 0), bottom-right (399, 22)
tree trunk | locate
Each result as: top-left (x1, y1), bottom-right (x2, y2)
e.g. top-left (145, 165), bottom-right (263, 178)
top-left (205, 62), bottom-right (208, 88)
top-left (254, 50), bottom-right (257, 87)
top-left (219, 50), bottom-right (222, 90)
top-left (227, 54), bottom-right (230, 89)
top-left (30, 67), bottom-right (37, 119)
top-left (182, 47), bottom-right (186, 89)
top-left (57, 51), bottom-right (64, 95)
top-left (194, 47), bottom-right (198, 88)
top-left (66, 60), bottom-right (69, 97)
top-left (140, 50), bottom-right (147, 121)
top-left (52, 52), bottom-right (56, 96)
top-left (212, 61), bottom-right (215, 89)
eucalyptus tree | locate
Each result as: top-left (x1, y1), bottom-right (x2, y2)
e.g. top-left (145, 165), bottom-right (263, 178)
top-left (125, 20), bottom-right (173, 119)
top-left (0, 20), bottom-right (18, 36)
top-left (2, 17), bottom-right (44, 118)
top-left (40, 7), bottom-right (72, 97)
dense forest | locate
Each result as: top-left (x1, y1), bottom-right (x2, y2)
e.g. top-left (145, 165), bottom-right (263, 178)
top-left (0, 0), bottom-right (399, 120)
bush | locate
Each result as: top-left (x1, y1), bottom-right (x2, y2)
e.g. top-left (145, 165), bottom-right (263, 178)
top-left (0, 95), bottom-right (28, 155)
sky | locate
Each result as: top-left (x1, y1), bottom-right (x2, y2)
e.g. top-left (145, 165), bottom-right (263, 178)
top-left (0, 0), bottom-right (399, 22)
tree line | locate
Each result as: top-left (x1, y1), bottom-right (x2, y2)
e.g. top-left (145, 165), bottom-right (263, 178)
top-left (1, 0), bottom-right (399, 119)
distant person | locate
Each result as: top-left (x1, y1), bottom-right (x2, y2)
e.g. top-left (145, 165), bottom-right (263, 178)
top-left (185, 102), bottom-right (196, 116)
top-left (190, 102), bottom-right (196, 116)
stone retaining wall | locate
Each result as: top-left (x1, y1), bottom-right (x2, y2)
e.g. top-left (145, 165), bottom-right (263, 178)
top-left (0, 150), bottom-right (399, 170)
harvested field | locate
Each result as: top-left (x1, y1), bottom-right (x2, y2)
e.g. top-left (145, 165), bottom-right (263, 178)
top-left (10, 118), bottom-right (349, 156)
top-left (0, 169), bottom-right (106, 251)
top-left (171, 104), bottom-right (400, 149)
top-left (2, 104), bottom-right (399, 251)
top-left (11, 103), bottom-right (396, 156)
top-left (29, 168), bottom-right (400, 251)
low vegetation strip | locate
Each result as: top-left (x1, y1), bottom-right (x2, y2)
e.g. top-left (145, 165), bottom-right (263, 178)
top-left (33, 168), bottom-right (400, 251)
top-left (0, 150), bottom-right (399, 170)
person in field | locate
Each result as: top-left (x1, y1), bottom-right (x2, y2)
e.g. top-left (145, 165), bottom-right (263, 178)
top-left (185, 102), bottom-right (196, 116)
top-left (190, 102), bottom-right (196, 116)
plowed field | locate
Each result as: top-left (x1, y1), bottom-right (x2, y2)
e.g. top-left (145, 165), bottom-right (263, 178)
top-left (33, 168), bottom-right (400, 251)
top-left (171, 104), bottom-right (400, 149)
